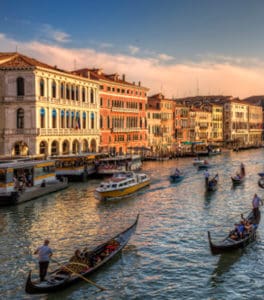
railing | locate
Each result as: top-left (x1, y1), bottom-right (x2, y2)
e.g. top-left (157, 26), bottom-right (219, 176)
top-left (39, 128), bottom-right (100, 136)
top-left (3, 128), bottom-right (40, 135)
top-left (111, 127), bottom-right (142, 133)
top-left (111, 107), bottom-right (138, 113)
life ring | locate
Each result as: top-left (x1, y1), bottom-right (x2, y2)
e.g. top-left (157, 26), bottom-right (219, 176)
top-left (258, 177), bottom-right (264, 188)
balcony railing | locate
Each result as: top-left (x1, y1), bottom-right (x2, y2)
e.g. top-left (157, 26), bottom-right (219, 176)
top-left (111, 127), bottom-right (144, 133)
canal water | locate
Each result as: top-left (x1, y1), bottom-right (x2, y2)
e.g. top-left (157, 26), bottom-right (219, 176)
top-left (0, 149), bottom-right (264, 300)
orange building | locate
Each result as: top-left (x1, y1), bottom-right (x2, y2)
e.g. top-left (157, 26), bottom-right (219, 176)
top-left (73, 69), bottom-right (149, 154)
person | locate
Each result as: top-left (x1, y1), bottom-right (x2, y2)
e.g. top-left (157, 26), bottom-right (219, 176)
top-left (252, 193), bottom-right (263, 218)
top-left (240, 163), bottom-right (245, 177)
top-left (204, 169), bottom-right (210, 185)
top-left (235, 173), bottom-right (241, 180)
top-left (174, 168), bottom-right (181, 176)
top-left (34, 239), bottom-right (53, 282)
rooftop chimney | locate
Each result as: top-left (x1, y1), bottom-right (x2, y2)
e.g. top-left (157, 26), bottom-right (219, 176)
top-left (122, 74), bottom-right (126, 81)
top-left (138, 81), bottom-right (141, 87)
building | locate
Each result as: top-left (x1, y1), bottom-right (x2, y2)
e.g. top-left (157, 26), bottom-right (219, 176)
top-left (0, 52), bottom-right (100, 156)
top-left (73, 69), bottom-right (149, 155)
top-left (147, 93), bottom-right (175, 154)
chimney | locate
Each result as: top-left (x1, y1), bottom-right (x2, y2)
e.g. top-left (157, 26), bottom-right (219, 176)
top-left (86, 70), bottom-right (90, 78)
top-left (133, 81), bottom-right (135, 85)
top-left (138, 81), bottom-right (141, 87)
top-left (122, 74), bottom-right (126, 81)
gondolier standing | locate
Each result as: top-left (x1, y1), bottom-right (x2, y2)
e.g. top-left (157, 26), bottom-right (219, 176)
top-left (252, 193), bottom-right (263, 218)
top-left (34, 239), bottom-right (53, 282)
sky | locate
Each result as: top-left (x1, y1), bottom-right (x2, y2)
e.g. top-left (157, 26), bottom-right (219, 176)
top-left (1, 0), bottom-right (264, 98)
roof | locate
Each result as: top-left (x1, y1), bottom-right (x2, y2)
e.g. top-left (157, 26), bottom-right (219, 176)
top-left (0, 52), bottom-right (67, 72)
top-left (72, 68), bottom-right (148, 90)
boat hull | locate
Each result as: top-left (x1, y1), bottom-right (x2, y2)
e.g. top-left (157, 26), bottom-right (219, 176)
top-left (25, 215), bottom-right (139, 294)
top-left (0, 178), bottom-right (68, 206)
top-left (208, 210), bottom-right (260, 255)
top-left (169, 175), bottom-right (184, 183)
top-left (95, 180), bottom-right (150, 200)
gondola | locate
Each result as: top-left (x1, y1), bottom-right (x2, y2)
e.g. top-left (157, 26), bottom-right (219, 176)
top-left (231, 175), bottom-right (245, 184)
top-left (206, 174), bottom-right (218, 192)
top-left (25, 215), bottom-right (139, 294)
top-left (258, 173), bottom-right (264, 189)
top-left (169, 174), bottom-right (184, 183)
top-left (208, 210), bottom-right (261, 255)
top-left (198, 163), bottom-right (211, 170)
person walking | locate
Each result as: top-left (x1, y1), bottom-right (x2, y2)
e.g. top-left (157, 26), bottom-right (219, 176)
top-left (34, 239), bottom-right (53, 282)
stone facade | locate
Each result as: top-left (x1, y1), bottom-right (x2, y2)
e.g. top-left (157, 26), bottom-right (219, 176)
top-left (0, 53), bottom-right (100, 156)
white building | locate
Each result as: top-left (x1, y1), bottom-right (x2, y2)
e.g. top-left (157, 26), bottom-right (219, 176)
top-left (0, 52), bottom-right (100, 156)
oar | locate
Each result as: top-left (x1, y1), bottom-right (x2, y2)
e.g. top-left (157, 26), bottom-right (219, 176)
top-left (51, 258), bottom-right (106, 291)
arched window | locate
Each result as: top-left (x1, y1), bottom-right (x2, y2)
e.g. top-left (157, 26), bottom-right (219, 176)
top-left (100, 115), bottom-right (103, 129)
top-left (82, 112), bottom-right (86, 129)
top-left (17, 108), bottom-right (24, 129)
top-left (61, 83), bottom-right (65, 99)
top-left (90, 89), bottom-right (94, 103)
top-left (17, 77), bottom-right (25, 96)
top-left (76, 112), bottom-right (80, 129)
top-left (52, 81), bottom-right (56, 98)
top-left (71, 111), bottom-right (75, 128)
top-left (91, 112), bottom-right (95, 129)
top-left (71, 85), bottom-right (75, 100)
top-left (61, 110), bottom-right (65, 128)
top-left (52, 109), bottom-right (57, 128)
top-left (40, 79), bottom-right (45, 97)
top-left (40, 108), bottom-right (45, 128)
top-left (66, 85), bottom-right (70, 100)
top-left (107, 116), bottom-right (110, 129)
top-left (66, 111), bottom-right (70, 128)
top-left (76, 86), bottom-right (79, 101)
top-left (82, 87), bottom-right (86, 102)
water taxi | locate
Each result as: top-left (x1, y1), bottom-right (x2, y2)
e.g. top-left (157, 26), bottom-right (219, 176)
top-left (94, 171), bottom-right (150, 200)
top-left (96, 155), bottom-right (142, 175)
top-left (49, 153), bottom-right (102, 181)
top-left (0, 159), bottom-right (68, 206)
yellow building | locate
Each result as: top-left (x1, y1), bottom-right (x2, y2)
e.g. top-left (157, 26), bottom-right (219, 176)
top-left (190, 108), bottom-right (212, 143)
top-left (248, 103), bottom-right (263, 146)
top-left (0, 52), bottom-right (100, 156)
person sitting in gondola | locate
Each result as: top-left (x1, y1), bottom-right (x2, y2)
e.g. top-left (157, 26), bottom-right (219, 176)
top-left (235, 173), bottom-right (241, 180)
top-left (174, 168), bottom-right (181, 176)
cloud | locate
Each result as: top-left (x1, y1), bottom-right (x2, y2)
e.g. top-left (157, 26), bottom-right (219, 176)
top-left (1, 33), bottom-right (264, 98)
top-left (157, 53), bottom-right (174, 61)
top-left (41, 24), bottom-right (71, 43)
top-left (98, 42), bottom-right (113, 49)
top-left (128, 45), bottom-right (140, 55)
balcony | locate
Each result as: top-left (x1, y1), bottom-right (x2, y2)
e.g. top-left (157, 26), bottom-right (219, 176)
top-left (111, 107), bottom-right (138, 113)
top-left (111, 127), bottom-right (146, 133)
top-left (39, 128), bottom-right (100, 136)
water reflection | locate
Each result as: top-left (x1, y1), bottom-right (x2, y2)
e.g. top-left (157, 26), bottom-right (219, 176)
top-left (0, 149), bottom-right (264, 299)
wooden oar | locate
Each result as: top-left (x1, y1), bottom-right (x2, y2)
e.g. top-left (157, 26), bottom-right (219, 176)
top-left (51, 258), bottom-right (106, 291)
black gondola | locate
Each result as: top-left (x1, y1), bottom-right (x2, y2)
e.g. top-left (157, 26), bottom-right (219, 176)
top-left (208, 210), bottom-right (261, 255)
top-left (258, 173), bottom-right (264, 188)
top-left (25, 215), bottom-right (139, 294)
top-left (169, 174), bottom-right (184, 183)
top-left (231, 163), bottom-right (245, 184)
top-left (206, 174), bottom-right (218, 192)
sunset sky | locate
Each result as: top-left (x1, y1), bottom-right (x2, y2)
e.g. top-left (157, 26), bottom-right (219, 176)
top-left (1, 0), bottom-right (264, 98)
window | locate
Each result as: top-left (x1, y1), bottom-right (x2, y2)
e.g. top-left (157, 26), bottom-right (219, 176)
top-left (60, 83), bottom-right (64, 99)
top-left (61, 110), bottom-right (65, 128)
top-left (40, 79), bottom-right (45, 97)
top-left (71, 85), bottom-right (75, 100)
top-left (100, 97), bottom-right (103, 106)
top-left (66, 85), bottom-right (70, 100)
top-left (52, 81), bottom-right (56, 98)
top-left (71, 111), bottom-right (75, 128)
top-left (100, 115), bottom-right (103, 128)
top-left (91, 112), bottom-right (95, 129)
top-left (82, 87), bottom-right (86, 102)
top-left (17, 108), bottom-right (24, 129)
top-left (107, 116), bottom-right (110, 129)
top-left (82, 112), bottom-right (86, 129)
top-left (90, 89), bottom-right (94, 103)
top-left (66, 111), bottom-right (70, 128)
top-left (17, 77), bottom-right (24, 96)
top-left (52, 109), bottom-right (57, 128)
top-left (40, 108), bottom-right (45, 128)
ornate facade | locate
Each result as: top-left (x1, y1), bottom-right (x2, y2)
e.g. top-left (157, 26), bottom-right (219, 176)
top-left (0, 53), bottom-right (100, 156)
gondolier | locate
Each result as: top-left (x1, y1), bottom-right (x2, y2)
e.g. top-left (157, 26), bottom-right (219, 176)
top-left (34, 239), bottom-right (53, 282)
top-left (252, 193), bottom-right (263, 218)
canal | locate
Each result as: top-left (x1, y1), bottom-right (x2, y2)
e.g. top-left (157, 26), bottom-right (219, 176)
top-left (0, 149), bottom-right (264, 300)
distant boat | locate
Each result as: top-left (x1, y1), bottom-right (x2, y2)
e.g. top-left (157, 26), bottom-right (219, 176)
top-left (94, 171), bottom-right (150, 200)
top-left (198, 161), bottom-right (211, 170)
top-left (193, 158), bottom-right (206, 166)
top-left (231, 163), bottom-right (245, 184)
top-left (169, 173), bottom-right (184, 183)
top-left (258, 173), bottom-right (264, 188)
top-left (206, 174), bottom-right (219, 192)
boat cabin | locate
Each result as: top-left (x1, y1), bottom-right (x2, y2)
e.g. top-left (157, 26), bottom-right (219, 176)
top-left (0, 160), bottom-right (56, 194)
